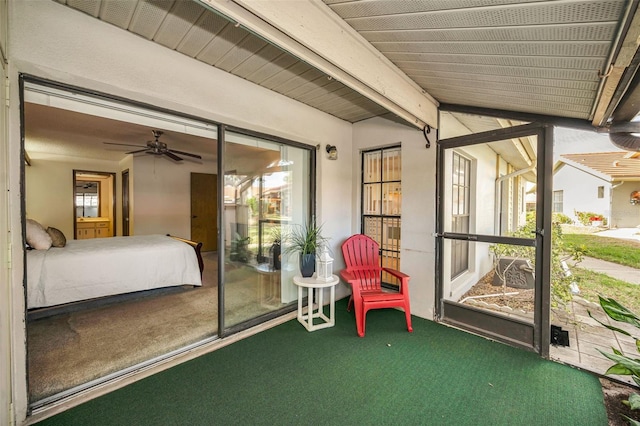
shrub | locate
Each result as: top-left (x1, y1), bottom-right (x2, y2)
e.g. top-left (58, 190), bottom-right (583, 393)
top-left (490, 213), bottom-right (584, 307)
top-left (574, 210), bottom-right (608, 226)
top-left (552, 212), bottom-right (573, 224)
top-left (589, 296), bottom-right (640, 425)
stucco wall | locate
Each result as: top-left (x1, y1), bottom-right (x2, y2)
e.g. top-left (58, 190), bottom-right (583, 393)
top-left (612, 181), bottom-right (640, 228)
top-left (0, 2), bottom-right (10, 421)
top-left (352, 116), bottom-right (436, 320)
top-left (442, 143), bottom-right (499, 301)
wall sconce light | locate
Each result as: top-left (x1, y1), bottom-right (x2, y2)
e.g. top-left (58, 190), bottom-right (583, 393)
top-left (326, 144), bottom-right (338, 160)
top-left (631, 190), bottom-right (640, 205)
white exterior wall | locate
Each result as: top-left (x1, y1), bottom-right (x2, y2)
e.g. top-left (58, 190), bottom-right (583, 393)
top-left (443, 144), bottom-right (498, 301)
top-left (553, 166), bottom-right (610, 223)
top-left (352, 116), bottom-right (437, 320)
top-left (5, 1), bottom-right (354, 423)
top-left (0, 0), bottom-right (10, 422)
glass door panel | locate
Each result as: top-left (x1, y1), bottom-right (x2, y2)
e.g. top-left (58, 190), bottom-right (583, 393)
top-left (223, 131), bottom-right (311, 328)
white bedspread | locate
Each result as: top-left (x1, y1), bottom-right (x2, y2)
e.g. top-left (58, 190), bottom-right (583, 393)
top-left (27, 235), bottom-right (202, 309)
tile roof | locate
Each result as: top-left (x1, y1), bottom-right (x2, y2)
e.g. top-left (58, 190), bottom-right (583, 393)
top-left (559, 152), bottom-right (640, 180)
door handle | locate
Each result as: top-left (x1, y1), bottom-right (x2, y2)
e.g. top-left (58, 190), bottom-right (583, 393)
top-left (192, 216), bottom-right (198, 219)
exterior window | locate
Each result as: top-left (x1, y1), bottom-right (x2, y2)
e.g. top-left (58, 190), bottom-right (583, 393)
top-left (553, 190), bottom-right (563, 212)
top-left (598, 186), bottom-right (604, 199)
top-left (362, 146), bottom-right (401, 284)
top-left (451, 152), bottom-right (470, 279)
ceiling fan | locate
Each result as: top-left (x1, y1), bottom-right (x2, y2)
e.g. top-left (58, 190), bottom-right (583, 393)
top-left (103, 130), bottom-right (202, 161)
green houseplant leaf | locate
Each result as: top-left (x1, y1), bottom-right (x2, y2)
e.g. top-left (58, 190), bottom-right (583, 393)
top-left (283, 221), bottom-right (328, 256)
top-left (629, 393), bottom-right (640, 411)
top-left (595, 296), bottom-right (640, 423)
top-left (598, 296), bottom-right (640, 328)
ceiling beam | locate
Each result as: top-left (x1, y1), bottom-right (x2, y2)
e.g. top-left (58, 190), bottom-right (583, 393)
top-left (198, 0), bottom-right (439, 129)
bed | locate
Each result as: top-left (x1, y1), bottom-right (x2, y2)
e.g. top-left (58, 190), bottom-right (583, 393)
top-left (27, 234), bottom-right (203, 309)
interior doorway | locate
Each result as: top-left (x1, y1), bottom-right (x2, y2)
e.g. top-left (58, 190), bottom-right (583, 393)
top-left (122, 169), bottom-right (130, 236)
top-left (191, 173), bottom-right (218, 252)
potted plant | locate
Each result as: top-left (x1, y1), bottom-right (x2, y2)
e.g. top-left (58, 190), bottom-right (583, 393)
top-left (269, 227), bottom-right (282, 271)
top-left (284, 221), bottom-right (327, 277)
top-left (589, 215), bottom-right (604, 227)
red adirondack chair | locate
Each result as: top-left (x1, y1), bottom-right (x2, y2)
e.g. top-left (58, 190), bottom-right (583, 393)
top-left (340, 234), bottom-right (412, 337)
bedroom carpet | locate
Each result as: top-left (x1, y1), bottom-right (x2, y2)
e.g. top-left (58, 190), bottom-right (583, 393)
top-left (27, 252), bottom-right (285, 403)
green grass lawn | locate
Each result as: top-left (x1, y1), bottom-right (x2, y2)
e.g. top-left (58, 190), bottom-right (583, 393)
top-left (571, 267), bottom-right (640, 313)
top-left (563, 233), bottom-right (640, 268)
top-left (561, 232), bottom-right (640, 312)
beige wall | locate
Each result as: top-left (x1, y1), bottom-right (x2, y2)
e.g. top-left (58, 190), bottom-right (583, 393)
top-left (25, 156), bottom-right (121, 239)
top-left (612, 181), bottom-right (640, 228)
top-left (132, 155), bottom-right (217, 238)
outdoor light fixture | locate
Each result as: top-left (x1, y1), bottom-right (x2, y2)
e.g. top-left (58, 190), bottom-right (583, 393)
top-left (317, 245), bottom-right (334, 281)
top-left (326, 144), bottom-right (338, 160)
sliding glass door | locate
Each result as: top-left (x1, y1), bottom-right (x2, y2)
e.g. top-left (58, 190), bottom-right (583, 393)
top-left (222, 130), bottom-right (313, 329)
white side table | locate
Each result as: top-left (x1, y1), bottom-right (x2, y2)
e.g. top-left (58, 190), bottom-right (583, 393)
top-left (293, 274), bottom-right (339, 332)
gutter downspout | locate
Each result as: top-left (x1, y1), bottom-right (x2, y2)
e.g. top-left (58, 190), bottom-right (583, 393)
top-left (495, 165), bottom-right (536, 234)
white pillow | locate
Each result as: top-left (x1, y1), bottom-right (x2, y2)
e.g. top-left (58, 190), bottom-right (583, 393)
top-left (26, 219), bottom-right (52, 250)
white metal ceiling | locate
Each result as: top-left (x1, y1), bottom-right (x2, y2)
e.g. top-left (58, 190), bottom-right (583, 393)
top-left (57, 0), bottom-right (633, 124)
top-left (57, 0), bottom-right (389, 123)
top-left (323, 0), bottom-right (628, 120)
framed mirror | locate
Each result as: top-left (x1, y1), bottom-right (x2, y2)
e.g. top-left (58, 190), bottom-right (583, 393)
top-left (75, 180), bottom-right (100, 218)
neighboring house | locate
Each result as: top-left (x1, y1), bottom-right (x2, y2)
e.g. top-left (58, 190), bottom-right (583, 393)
top-left (553, 152), bottom-right (640, 228)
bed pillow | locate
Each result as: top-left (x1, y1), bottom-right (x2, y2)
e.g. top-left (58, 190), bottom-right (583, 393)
top-left (46, 227), bottom-right (66, 248)
top-left (26, 219), bottom-right (52, 250)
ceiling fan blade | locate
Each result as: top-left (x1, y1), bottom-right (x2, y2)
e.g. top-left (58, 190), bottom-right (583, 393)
top-left (126, 148), bottom-right (150, 154)
top-left (103, 142), bottom-right (147, 148)
top-left (168, 149), bottom-right (202, 159)
top-left (163, 151), bottom-right (183, 161)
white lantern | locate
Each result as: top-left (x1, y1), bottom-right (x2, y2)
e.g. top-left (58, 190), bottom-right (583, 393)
top-left (317, 245), bottom-right (334, 281)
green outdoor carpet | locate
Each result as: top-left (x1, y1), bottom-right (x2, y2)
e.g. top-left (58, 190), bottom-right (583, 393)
top-left (36, 299), bottom-right (607, 425)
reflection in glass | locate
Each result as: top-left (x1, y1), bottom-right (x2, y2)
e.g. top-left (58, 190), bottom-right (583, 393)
top-left (224, 132), bottom-right (310, 328)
